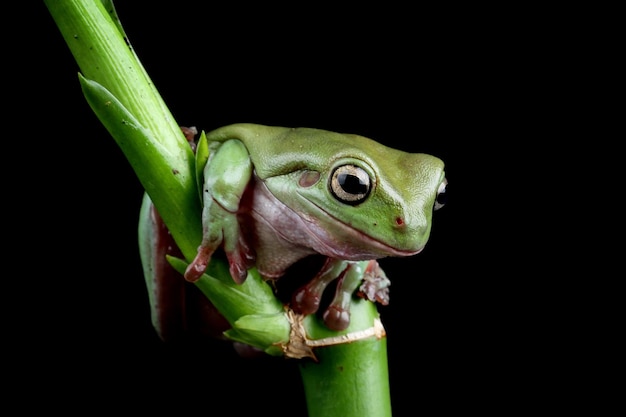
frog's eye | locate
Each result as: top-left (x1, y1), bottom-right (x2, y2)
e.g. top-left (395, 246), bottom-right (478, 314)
top-left (330, 164), bottom-right (372, 205)
top-left (434, 178), bottom-right (448, 211)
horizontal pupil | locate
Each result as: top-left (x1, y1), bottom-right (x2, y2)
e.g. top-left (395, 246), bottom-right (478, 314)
top-left (338, 173), bottom-right (367, 194)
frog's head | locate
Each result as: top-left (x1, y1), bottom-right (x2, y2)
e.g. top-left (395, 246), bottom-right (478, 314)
top-left (258, 128), bottom-right (447, 259)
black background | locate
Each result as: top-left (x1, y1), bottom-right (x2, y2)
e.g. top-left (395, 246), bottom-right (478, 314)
top-left (11, 2), bottom-right (572, 415)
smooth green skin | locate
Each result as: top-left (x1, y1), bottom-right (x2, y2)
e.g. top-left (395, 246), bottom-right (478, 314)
top-left (202, 123), bottom-right (446, 257)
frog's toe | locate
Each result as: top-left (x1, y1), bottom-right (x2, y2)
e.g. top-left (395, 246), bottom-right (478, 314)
top-left (322, 305), bottom-right (351, 331)
top-left (184, 245), bottom-right (213, 282)
top-left (228, 260), bottom-right (249, 285)
top-left (291, 286), bottom-right (322, 315)
top-left (225, 234), bottom-right (255, 284)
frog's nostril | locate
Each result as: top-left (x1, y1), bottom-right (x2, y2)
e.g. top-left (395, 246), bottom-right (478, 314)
top-left (395, 217), bottom-right (404, 226)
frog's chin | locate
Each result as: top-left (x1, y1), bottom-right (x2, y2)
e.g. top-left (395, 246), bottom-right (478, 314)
top-left (318, 226), bottom-right (424, 260)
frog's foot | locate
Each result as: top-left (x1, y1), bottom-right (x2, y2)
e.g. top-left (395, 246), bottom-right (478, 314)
top-left (322, 261), bottom-right (370, 331)
top-left (357, 260), bottom-right (390, 305)
top-left (184, 222), bottom-right (255, 284)
top-left (291, 258), bottom-right (346, 316)
top-left (291, 259), bottom-right (372, 331)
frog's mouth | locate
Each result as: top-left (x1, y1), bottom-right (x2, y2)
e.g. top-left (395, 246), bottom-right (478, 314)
top-left (303, 199), bottom-right (425, 260)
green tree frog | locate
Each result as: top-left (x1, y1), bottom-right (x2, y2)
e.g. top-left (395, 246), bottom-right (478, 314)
top-left (179, 123), bottom-right (447, 331)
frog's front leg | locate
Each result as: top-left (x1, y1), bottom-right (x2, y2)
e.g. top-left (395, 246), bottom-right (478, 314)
top-left (291, 259), bottom-right (390, 331)
top-left (184, 139), bottom-right (255, 284)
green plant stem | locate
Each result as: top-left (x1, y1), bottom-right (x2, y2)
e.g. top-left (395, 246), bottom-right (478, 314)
top-left (44, 0), bottom-right (200, 258)
top-left (44, 1), bottom-right (393, 416)
top-left (300, 300), bottom-right (392, 416)
top-left (300, 340), bottom-right (391, 415)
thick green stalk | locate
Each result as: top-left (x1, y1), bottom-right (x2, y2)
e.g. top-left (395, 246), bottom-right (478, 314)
top-left (44, 0), bottom-right (200, 258)
top-left (300, 301), bottom-right (391, 416)
top-left (45, 2), bottom-right (393, 416)
top-left (301, 340), bottom-right (391, 415)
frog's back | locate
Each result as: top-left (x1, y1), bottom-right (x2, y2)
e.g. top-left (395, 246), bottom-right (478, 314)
top-left (204, 123), bottom-right (409, 180)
